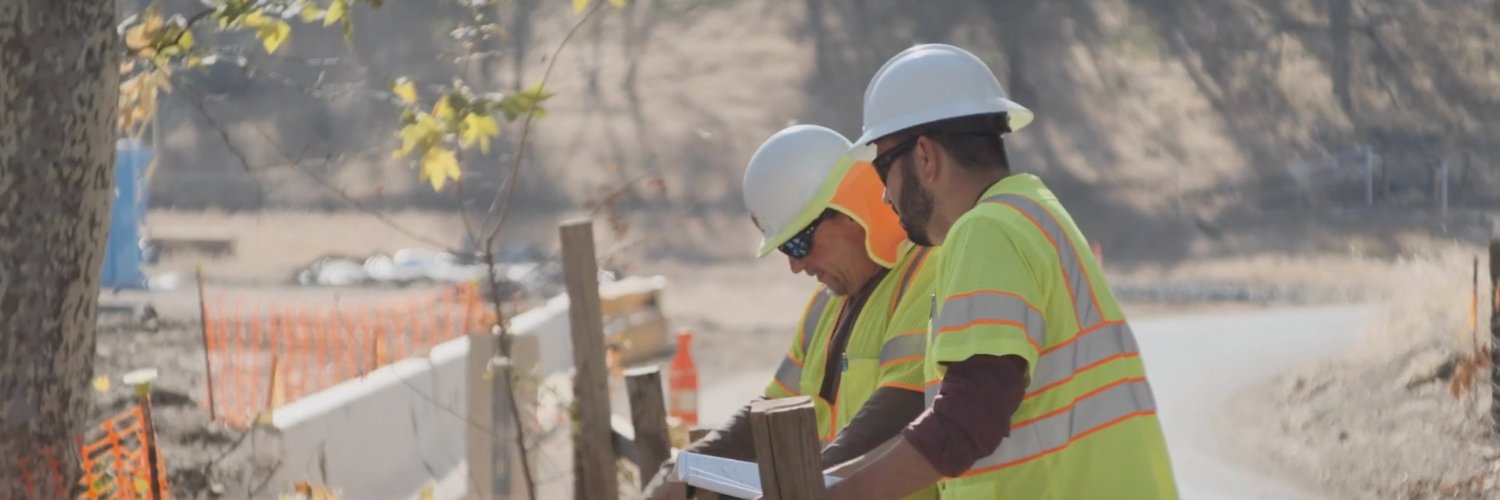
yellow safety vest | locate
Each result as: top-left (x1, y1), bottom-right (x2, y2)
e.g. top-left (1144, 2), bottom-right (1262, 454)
top-left (923, 174), bottom-right (1178, 499)
top-left (765, 244), bottom-right (937, 499)
top-left (766, 244), bottom-right (933, 436)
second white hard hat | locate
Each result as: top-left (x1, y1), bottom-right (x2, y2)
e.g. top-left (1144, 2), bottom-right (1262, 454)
top-left (742, 125), bottom-right (875, 257)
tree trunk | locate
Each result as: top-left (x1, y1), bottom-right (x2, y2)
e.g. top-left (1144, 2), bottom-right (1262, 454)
top-left (0, 0), bottom-right (119, 497)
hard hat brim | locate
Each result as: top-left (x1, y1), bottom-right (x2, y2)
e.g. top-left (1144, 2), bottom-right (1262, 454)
top-left (853, 98), bottom-right (1034, 148)
top-left (755, 155), bottom-right (856, 258)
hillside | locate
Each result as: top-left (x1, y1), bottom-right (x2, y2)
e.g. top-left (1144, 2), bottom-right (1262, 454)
top-left (146, 0), bottom-right (1500, 266)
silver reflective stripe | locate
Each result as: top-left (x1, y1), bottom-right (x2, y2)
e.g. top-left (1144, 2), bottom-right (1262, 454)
top-left (922, 323), bottom-right (1142, 405)
top-left (934, 292), bottom-right (1047, 348)
top-left (773, 356), bottom-right (801, 394)
top-left (1027, 322), bottom-right (1140, 396)
top-left (878, 333), bottom-right (925, 366)
top-left (801, 290), bottom-right (834, 354)
top-left (983, 194), bottom-right (1104, 328)
top-left (965, 378), bottom-right (1158, 473)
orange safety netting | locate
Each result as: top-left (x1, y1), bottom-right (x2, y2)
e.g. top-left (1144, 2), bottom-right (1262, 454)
top-left (201, 283), bottom-right (490, 428)
top-left (77, 405), bottom-right (170, 499)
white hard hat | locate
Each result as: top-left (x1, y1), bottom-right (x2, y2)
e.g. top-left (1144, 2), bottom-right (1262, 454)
top-left (852, 44), bottom-right (1034, 154)
top-left (742, 125), bottom-right (875, 257)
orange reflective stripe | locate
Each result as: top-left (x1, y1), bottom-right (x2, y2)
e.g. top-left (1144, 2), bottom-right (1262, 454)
top-left (983, 194), bottom-right (1105, 328)
top-left (879, 381), bottom-right (923, 393)
top-left (889, 246), bottom-right (932, 320)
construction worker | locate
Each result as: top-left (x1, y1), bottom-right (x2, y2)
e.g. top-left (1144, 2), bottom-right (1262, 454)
top-left (825, 44), bottom-right (1179, 499)
top-left (644, 125), bottom-right (938, 500)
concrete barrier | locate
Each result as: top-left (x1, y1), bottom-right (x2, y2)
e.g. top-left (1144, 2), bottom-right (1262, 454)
top-left (248, 276), bottom-right (667, 499)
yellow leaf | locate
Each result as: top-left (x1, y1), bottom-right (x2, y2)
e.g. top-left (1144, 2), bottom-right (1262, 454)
top-left (177, 29), bottom-right (195, 50)
top-left (419, 484), bottom-right (435, 500)
top-left (392, 78), bottom-right (417, 105)
top-left (420, 146), bottom-right (461, 191)
top-left (134, 477), bottom-right (150, 494)
top-left (397, 116), bottom-right (439, 158)
top-left (573, 0), bottom-right (590, 13)
top-left (243, 11), bottom-right (269, 27)
top-left (255, 17), bottom-right (292, 54)
top-left (325, 0), bottom-right (348, 27)
top-left (125, 24), bottom-right (153, 52)
top-left (300, 5), bottom-right (323, 23)
top-left (432, 96), bottom-right (455, 122)
top-left (143, 11), bottom-right (163, 33)
top-left (92, 376), bottom-right (111, 393)
top-left (609, 0), bottom-right (626, 6)
top-left (185, 55), bottom-right (203, 68)
top-left (461, 113), bottom-right (500, 154)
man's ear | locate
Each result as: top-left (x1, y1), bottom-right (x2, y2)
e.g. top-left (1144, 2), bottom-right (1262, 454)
top-left (914, 135), bottom-right (942, 183)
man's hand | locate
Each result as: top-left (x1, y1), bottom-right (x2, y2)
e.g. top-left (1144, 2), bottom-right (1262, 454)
top-left (643, 465), bottom-right (689, 500)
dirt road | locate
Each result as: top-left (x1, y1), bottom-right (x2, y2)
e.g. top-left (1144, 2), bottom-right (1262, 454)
top-left (1137, 305), bottom-right (1370, 499)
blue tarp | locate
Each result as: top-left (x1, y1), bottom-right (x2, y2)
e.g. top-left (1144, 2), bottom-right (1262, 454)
top-left (101, 140), bottom-right (150, 290)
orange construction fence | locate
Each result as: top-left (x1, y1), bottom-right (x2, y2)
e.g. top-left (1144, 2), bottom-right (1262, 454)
top-left (11, 403), bottom-right (168, 500)
top-left (78, 404), bottom-right (171, 499)
top-left (201, 283), bottom-right (491, 428)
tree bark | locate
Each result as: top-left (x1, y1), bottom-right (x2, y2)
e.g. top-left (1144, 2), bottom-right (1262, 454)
top-left (0, 0), bottom-right (119, 497)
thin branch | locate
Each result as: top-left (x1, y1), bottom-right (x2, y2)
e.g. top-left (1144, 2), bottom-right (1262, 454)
top-left (180, 86), bottom-right (269, 208)
top-left (480, 0), bottom-right (608, 245)
top-left (178, 83), bottom-right (455, 251)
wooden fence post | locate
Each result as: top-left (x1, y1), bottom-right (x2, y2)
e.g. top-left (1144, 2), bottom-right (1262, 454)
top-left (561, 218), bottom-right (619, 500)
top-left (1490, 241), bottom-right (1500, 432)
top-left (625, 366), bottom-right (671, 488)
top-left (750, 397), bottom-right (826, 500)
top-left (194, 265), bottom-right (217, 421)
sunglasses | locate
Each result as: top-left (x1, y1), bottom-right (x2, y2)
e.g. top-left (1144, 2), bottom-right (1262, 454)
top-left (872, 130), bottom-right (1004, 184)
top-left (871, 134), bottom-right (921, 185)
top-left (778, 212), bottom-right (831, 259)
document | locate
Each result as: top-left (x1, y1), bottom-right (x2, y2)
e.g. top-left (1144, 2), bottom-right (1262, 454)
top-left (673, 451), bottom-right (841, 498)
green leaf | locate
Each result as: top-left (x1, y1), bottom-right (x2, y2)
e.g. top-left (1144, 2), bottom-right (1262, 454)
top-left (325, 0), bottom-right (348, 27)
top-left (573, 0), bottom-right (589, 13)
top-left (497, 82), bottom-right (555, 121)
top-left (460, 113), bottom-right (500, 154)
top-left (392, 78), bottom-right (417, 105)
top-left (420, 146), bottom-right (461, 191)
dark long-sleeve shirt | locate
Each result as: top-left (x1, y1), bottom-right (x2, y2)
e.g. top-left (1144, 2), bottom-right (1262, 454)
top-left (901, 354), bottom-right (1028, 477)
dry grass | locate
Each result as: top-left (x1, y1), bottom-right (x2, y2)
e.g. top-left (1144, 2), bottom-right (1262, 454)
top-left (1356, 244), bottom-right (1490, 362)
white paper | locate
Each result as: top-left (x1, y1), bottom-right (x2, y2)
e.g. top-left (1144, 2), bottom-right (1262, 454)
top-left (673, 451), bottom-right (841, 498)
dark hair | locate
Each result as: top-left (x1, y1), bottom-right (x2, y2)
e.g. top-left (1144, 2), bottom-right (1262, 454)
top-left (893, 113), bottom-right (1011, 173)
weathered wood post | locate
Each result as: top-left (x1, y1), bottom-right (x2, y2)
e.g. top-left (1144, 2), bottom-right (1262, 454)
top-left (561, 218), bottom-right (619, 500)
top-left (749, 396), bottom-right (826, 500)
top-left (626, 366), bottom-right (671, 488)
top-left (1489, 241), bottom-right (1500, 432)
